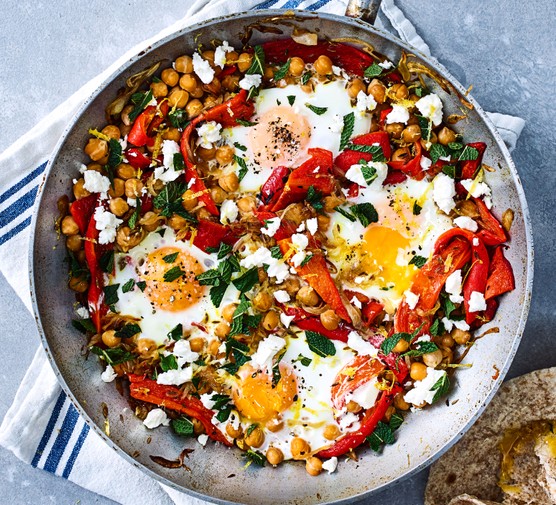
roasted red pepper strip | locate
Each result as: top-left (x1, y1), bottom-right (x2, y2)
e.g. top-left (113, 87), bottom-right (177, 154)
top-left (255, 211), bottom-right (297, 241)
top-left (259, 166), bottom-right (289, 206)
top-left (334, 132), bottom-right (392, 177)
top-left (127, 105), bottom-right (157, 147)
top-left (379, 107), bottom-right (393, 126)
top-left (362, 300), bottom-right (385, 327)
top-left (383, 169), bottom-right (407, 186)
top-left (128, 375), bottom-right (231, 446)
top-left (317, 385), bottom-right (401, 458)
top-left (278, 240), bottom-right (351, 323)
top-left (261, 40), bottom-right (374, 77)
top-left (460, 142), bottom-right (487, 180)
top-left (70, 194), bottom-right (98, 235)
top-left (125, 148), bottom-right (152, 169)
top-left (388, 141), bottom-right (423, 178)
top-left (295, 317), bottom-right (350, 342)
top-left (485, 247), bottom-right (515, 300)
top-left (147, 101), bottom-right (170, 137)
top-left (192, 220), bottom-right (241, 252)
top-left (474, 197), bottom-right (507, 246)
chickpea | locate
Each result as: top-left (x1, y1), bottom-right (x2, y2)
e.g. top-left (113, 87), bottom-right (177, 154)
top-left (66, 234), bottom-right (82, 252)
top-left (297, 286), bottom-right (319, 307)
top-left (204, 77), bottom-right (221, 97)
top-left (266, 418), bottom-right (284, 432)
top-left (306, 456), bottom-right (323, 476)
top-left (320, 310), bottom-right (340, 331)
top-left (237, 195), bottom-right (256, 214)
top-left (196, 146), bottom-right (216, 161)
top-left (116, 163), bottom-right (136, 180)
top-left (383, 406), bottom-right (396, 423)
top-left (68, 275), bottom-right (88, 293)
top-left (219, 172), bottom-right (239, 193)
top-left (137, 338), bottom-right (157, 356)
top-left (346, 400), bottom-right (362, 414)
top-left (196, 207), bottom-right (213, 221)
top-left (192, 418), bottom-right (205, 436)
top-left (314, 55), bottom-right (333, 76)
top-left (266, 447), bottom-right (284, 466)
top-left (215, 145), bottom-right (235, 166)
top-left (161, 68), bottom-right (179, 87)
top-left (385, 123), bottom-right (405, 140)
top-left (391, 146), bottom-right (411, 162)
top-left (391, 83), bottom-right (409, 100)
top-left (168, 88), bottom-right (189, 108)
top-left (208, 339), bottom-right (221, 356)
top-left (101, 125), bottom-right (121, 140)
top-left (323, 195), bottom-right (343, 213)
top-left (429, 131), bottom-right (438, 144)
top-left (452, 328), bottom-right (471, 345)
top-left (441, 335), bottom-right (456, 348)
top-left (108, 178), bottom-right (125, 198)
top-left (392, 338), bottom-right (409, 353)
top-left (189, 337), bottom-right (205, 353)
top-left (139, 211), bottom-right (163, 232)
top-left (402, 124), bottom-right (422, 143)
top-left (291, 437), bottom-right (311, 460)
top-left (168, 214), bottom-right (189, 230)
top-left (209, 187), bottom-right (227, 205)
top-left (288, 57), bottom-right (305, 77)
top-left (253, 292), bottom-right (273, 312)
top-left (186, 98), bottom-right (203, 119)
top-left (163, 127), bottom-right (181, 142)
top-left (263, 311), bottom-right (279, 331)
top-left (226, 423), bottom-right (242, 439)
top-left (72, 178), bottom-right (90, 200)
top-left (109, 197), bottom-right (129, 217)
top-left (245, 426), bottom-right (265, 448)
top-left (442, 347), bottom-right (454, 364)
top-left (226, 50), bottom-right (239, 65)
top-left (258, 267), bottom-right (268, 284)
top-left (222, 303), bottom-right (237, 323)
top-left (283, 277), bottom-right (301, 297)
top-left (317, 214), bottom-right (330, 231)
top-left (394, 393), bottom-right (410, 411)
top-left (323, 423), bottom-right (341, 441)
top-left (410, 362), bottom-right (428, 381)
top-left (237, 52), bottom-right (253, 73)
top-left (61, 215), bottom-right (79, 236)
top-left (436, 127), bottom-right (456, 146)
top-left (116, 226), bottom-right (146, 252)
top-left (221, 74), bottom-right (239, 92)
top-left (150, 81), bottom-right (168, 98)
top-left (125, 179), bottom-right (143, 199)
top-left (178, 190), bottom-right (197, 212)
top-left (84, 138), bottom-right (108, 161)
top-left (86, 162), bottom-right (103, 172)
top-left (368, 79), bottom-right (387, 103)
top-left (102, 330), bottom-right (121, 348)
top-left (214, 322), bottom-right (230, 339)
top-left (347, 79), bottom-right (366, 99)
top-left (174, 55), bottom-right (193, 74)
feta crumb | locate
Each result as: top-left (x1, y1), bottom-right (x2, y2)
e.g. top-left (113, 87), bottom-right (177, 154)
top-left (75, 306), bottom-right (89, 319)
top-left (473, 237), bottom-right (480, 246)
top-left (192, 52), bottom-right (215, 84)
top-left (322, 457), bottom-right (338, 474)
top-left (172, 340), bottom-right (199, 367)
top-left (143, 408), bottom-right (170, 429)
top-left (94, 206), bottom-right (122, 245)
top-left (350, 377), bottom-right (379, 409)
top-left (220, 199), bottom-right (239, 224)
top-left (404, 290), bottom-right (420, 310)
top-left (154, 140), bottom-right (181, 183)
top-left (386, 104), bottom-right (409, 125)
top-left (332, 65), bottom-right (342, 76)
top-left (156, 367), bottom-right (193, 386)
top-left (468, 291), bottom-right (487, 312)
top-left (445, 270), bottom-right (463, 303)
top-left (454, 216), bottom-right (478, 232)
top-left (188, 177), bottom-right (196, 189)
top-left (330, 114), bottom-right (344, 133)
top-left (415, 333), bottom-right (431, 343)
top-left (273, 290), bottom-right (291, 303)
top-left (296, 222), bottom-right (306, 232)
top-left (404, 368), bottom-right (447, 405)
top-left (280, 313), bottom-right (295, 328)
top-left (83, 170), bottom-right (110, 199)
top-left (345, 164), bottom-right (367, 187)
top-left (351, 296), bottom-right (362, 309)
top-left (354, 276), bottom-right (365, 284)
top-left (420, 156), bottom-right (432, 171)
top-left (291, 233), bottom-right (308, 251)
top-left (432, 173), bottom-right (456, 214)
top-left (306, 217), bottom-right (318, 236)
top-left (214, 40), bottom-right (234, 68)
top-left (101, 364), bottom-right (117, 383)
top-left (196, 121), bottom-right (222, 149)
top-left (378, 60), bottom-right (394, 69)
top-left (442, 317), bottom-right (470, 332)
top-left (338, 412), bottom-right (360, 430)
top-left (461, 178), bottom-right (493, 209)
top-left (250, 335), bottom-right (286, 372)
top-left (240, 247), bottom-right (289, 284)
top-left (347, 331), bottom-right (378, 357)
top-left (291, 251), bottom-right (307, 268)
top-left (261, 217), bottom-right (281, 237)
top-left (239, 73), bottom-right (262, 90)
top-left (415, 93), bottom-right (444, 126)
top-left (356, 90), bottom-right (377, 112)
top-left (197, 434), bottom-right (209, 446)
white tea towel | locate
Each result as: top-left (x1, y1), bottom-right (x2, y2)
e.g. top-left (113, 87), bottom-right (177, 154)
top-left (0, 0), bottom-right (525, 504)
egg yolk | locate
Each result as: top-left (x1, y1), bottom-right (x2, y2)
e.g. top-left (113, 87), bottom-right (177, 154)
top-left (232, 364), bottom-right (298, 423)
top-left (249, 106), bottom-right (311, 169)
top-left (362, 225), bottom-right (417, 295)
top-left (140, 246), bottom-right (204, 312)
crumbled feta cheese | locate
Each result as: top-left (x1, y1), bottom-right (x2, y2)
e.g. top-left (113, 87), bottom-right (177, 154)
top-left (197, 434), bottom-right (209, 446)
top-left (445, 270), bottom-right (464, 304)
top-left (345, 164), bottom-right (367, 187)
top-left (143, 408), bottom-right (170, 429)
top-left (200, 393), bottom-right (216, 410)
top-left (350, 377), bottom-right (379, 409)
top-left (332, 65), bottom-right (342, 76)
top-left (473, 237), bottom-right (480, 246)
top-left (156, 367), bottom-right (193, 386)
top-left (415, 334), bottom-right (431, 343)
top-left (146, 96), bottom-right (158, 107)
top-left (239, 73), bottom-right (262, 90)
top-left (338, 412), bottom-right (360, 430)
top-left (351, 296), bottom-right (362, 309)
top-left (330, 114), bottom-right (344, 133)
top-left (240, 247), bottom-right (289, 284)
top-left (468, 291), bottom-right (487, 312)
top-left (296, 222), bottom-right (306, 232)
top-left (280, 313), bottom-right (295, 328)
top-left (220, 199), bottom-right (239, 224)
top-left (454, 216), bottom-right (478, 232)
top-left (322, 457), bottom-right (338, 474)
top-left (291, 251), bottom-right (307, 268)
top-left (250, 335), bottom-right (286, 372)
top-left (404, 368), bottom-right (447, 405)
top-left (420, 156), bottom-right (432, 171)
top-left (192, 52), bottom-right (215, 84)
top-left (127, 197), bottom-right (137, 207)
top-left (119, 135), bottom-right (128, 151)
top-left (75, 306), bottom-right (89, 319)
top-left (442, 317), bottom-right (470, 332)
top-left (347, 331), bottom-right (379, 357)
top-left (214, 40), bottom-right (234, 68)
top-left (432, 173), bottom-right (456, 214)
top-left (172, 340), bottom-right (199, 367)
top-left (273, 290), bottom-right (291, 303)
top-left (415, 93), bottom-right (444, 126)
top-left (386, 104), bottom-right (410, 125)
top-left (306, 218), bottom-right (318, 236)
top-left (261, 217), bottom-right (281, 237)
top-left (356, 90), bottom-right (377, 112)
top-left (94, 206), bottom-right (122, 245)
top-left (196, 121), bottom-right (222, 149)
top-left (461, 179), bottom-right (493, 208)
top-left (404, 290), bottom-right (420, 310)
top-left (154, 140), bottom-right (181, 183)
top-left (187, 177), bottom-right (196, 189)
top-left (83, 170), bottom-right (110, 198)
top-left (291, 233), bottom-right (308, 251)
top-left (354, 275), bottom-right (365, 284)
top-left (378, 60), bottom-right (394, 69)
top-left (101, 364), bottom-right (117, 383)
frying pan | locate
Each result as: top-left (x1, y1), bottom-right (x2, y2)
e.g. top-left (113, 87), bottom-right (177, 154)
top-left (29, 1), bottom-right (533, 503)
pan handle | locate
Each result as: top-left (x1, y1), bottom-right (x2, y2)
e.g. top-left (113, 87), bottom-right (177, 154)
top-left (345, 0), bottom-right (382, 25)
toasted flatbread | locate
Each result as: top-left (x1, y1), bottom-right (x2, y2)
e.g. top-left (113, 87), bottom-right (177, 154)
top-left (447, 495), bottom-right (500, 505)
top-left (425, 368), bottom-right (556, 505)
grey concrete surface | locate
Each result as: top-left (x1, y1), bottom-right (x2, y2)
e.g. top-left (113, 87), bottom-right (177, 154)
top-left (0, 0), bottom-right (555, 503)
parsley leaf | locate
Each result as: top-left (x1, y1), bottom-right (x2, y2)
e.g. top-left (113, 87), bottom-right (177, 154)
top-left (246, 45), bottom-right (265, 75)
top-left (171, 417), bottom-right (194, 437)
top-left (409, 255), bottom-right (427, 268)
top-left (305, 103), bottom-right (328, 115)
top-left (232, 267), bottom-right (259, 293)
top-left (351, 202), bottom-right (378, 227)
top-left (364, 63), bottom-right (383, 79)
top-left (306, 331), bottom-right (336, 358)
top-left (90, 346), bottom-right (134, 365)
top-left (167, 324), bottom-right (183, 341)
top-left (273, 58), bottom-right (291, 81)
top-left (163, 252), bottom-right (179, 263)
top-left (339, 112), bottom-right (355, 151)
top-left (160, 354), bottom-right (178, 371)
top-left (431, 373), bottom-right (451, 403)
top-left (129, 90), bottom-right (153, 122)
top-left (163, 266), bottom-right (185, 282)
top-left (234, 155), bottom-right (248, 182)
top-left (103, 284), bottom-right (119, 306)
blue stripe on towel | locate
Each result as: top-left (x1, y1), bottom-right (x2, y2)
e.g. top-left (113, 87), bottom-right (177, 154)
top-left (62, 423), bottom-right (90, 478)
top-left (43, 403), bottom-right (79, 473)
top-left (0, 162), bottom-right (46, 205)
top-left (0, 216), bottom-right (31, 246)
top-left (254, 0), bottom-right (282, 9)
top-left (0, 186), bottom-right (37, 228)
top-left (306, 0), bottom-right (332, 10)
top-left (31, 391), bottom-right (67, 467)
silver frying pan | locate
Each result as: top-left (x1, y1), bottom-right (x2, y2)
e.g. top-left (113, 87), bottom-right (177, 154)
top-left (29, 1), bottom-right (533, 503)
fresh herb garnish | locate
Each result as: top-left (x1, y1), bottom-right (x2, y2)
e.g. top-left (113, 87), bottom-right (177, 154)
top-left (163, 266), bottom-right (185, 282)
top-left (160, 354), bottom-right (178, 372)
top-left (129, 90), bottom-right (154, 122)
top-left (168, 108), bottom-right (189, 129)
top-left (121, 279), bottom-right (135, 293)
top-left (90, 345), bottom-right (134, 365)
top-left (108, 138), bottom-right (123, 168)
top-left (299, 253), bottom-right (313, 267)
top-left (71, 318), bottom-right (96, 334)
top-left (431, 373), bottom-right (451, 403)
top-left (367, 421), bottom-right (395, 451)
top-left (232, 267), bottom-right (259, 293)
top-left (351, 202), bottom-right (378, 227)
top-left (246, 424), bottom-right (258, 437)
top-left (223, 336), bottom-right (251, 374)
top-left (430, 144), bottom-right (449, 164)
top-left (163, 252), bottom-right (179, 263)
top-left (136, 280), bottom-right (146, 292)
top-left (380, 324), bottom-right (424, 355)
top-left (429, 318), bottom-right (445, 337)
top-left (171, 417), bottom-right (194, 437)
top-left (287, 95), bottom-right (296, 106)
top-left (306, 330), bottom-right (336, 358)
top-left (99, 250), bottom-right (115, 274)
top-left (409, 255), bottom-right (427, 268)
top-left (306, 185), bottom-right (324, 212)
top-left (206, 242), bottom-right (232, 259)
top-left (442, 165), bottom-right (457, 179)
top-left (244, 449), bottom-right (265, 467)
top-left (339, 112), bottom-right (355, 151)
top-left (458, 145), bottom-right (479, 161)
top-left (128, 197), bottom-right (141, 229)
top-left (415, 114), bottom-right (432, 142)
top-left (114, 323), bottom-right (141, 339)
top-left (210, 394), bottom-right (233, 423)
top-left (233, 142), bottom-right (247, 152)
top-left (103, 284), bottom-right (120, 306)
top-left (413, 201), bottom-right (422, 215)
top-left (364, 62), bottom-right (383, 79)
top-left (236, 119), bottom-right (257, 127)
top-left (401, 340), bottom-right (439, 358)
top-left (154, 181), bottom-right (197, 222)
top-left (229, 296), bottom-right (262, 337)
top-left (234, 155), bottom-right (248, 182)
top-left (334, 206), bottom-right (356, 222)
top-left (294, 354), bottom-right (312, 366)
top-left (305, 103), bottom-right (328, 115)
top-left (173, 152), bottom-right (185, 171)
top-left (167, 324), bottom-right (183, 341)
top-left (246, 45), bottom-right (265, 75)
top-left (360, 159), bottom-right (378, 185)
top-left (301, 72), bottom-right (311, 85)
top-left (345, 143), bottom-right (386, 162)
top-left (442, 295), bottom-right (457, 319)
top-left (270, 246), bottom-right (283, 259)
top-left (273, 58), bottom-right (291, 81)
